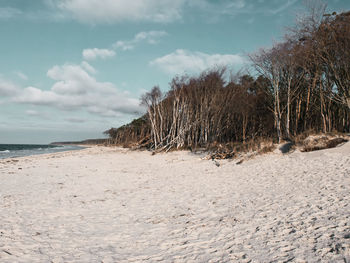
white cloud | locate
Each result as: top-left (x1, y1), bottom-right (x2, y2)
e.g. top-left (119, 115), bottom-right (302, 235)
top-left (53, 0), bottom-right (186, 23)
top-left (150, 49), bottom-right (246, 75)
top-left (114, 31), bottom-right (168, 51)
top-left (25, 110), bottom-right (50, 119)
top-left (1, 0), bottom-right (299, 24)
top-left (0, 77), bottom-right (20, 96)
top-left (269, 0), bottom-right (298, 15)
top-left (26, 110), bottom-right (40, 116)
top-left (82, 48), bottom-right (115, 61)
top-left (16, 86), bottom-right (59, 105)
top-left (0, 7), bottom-right (22, 19)
top-left (49, 0), bottom-right (250, 24)
top-left (247, 17), bottom-right (255, 24)
top-left (229, 0), bottom-right (246, 9)
top-left (14, 63), bottom-right (143, 117)
top-left (189, 0), bottom-right (247, 17)
top-left (65, 117), bottom-right (86, 123)
top-left (47, 64), bottom-right (109, 95)
top-left (26, 110), bottom-right (39, 116)
top-left (190, 0), bottom-right (298, 18)
top-left (14, 71), bottom-right (28, 80)
top-left (81, 61), bottom-right (96, 74)
top-left (191, 0), bottom-right (246, 10)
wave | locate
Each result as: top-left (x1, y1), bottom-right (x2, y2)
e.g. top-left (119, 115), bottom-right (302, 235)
top-left (0, 145), bottom-right (84, 159)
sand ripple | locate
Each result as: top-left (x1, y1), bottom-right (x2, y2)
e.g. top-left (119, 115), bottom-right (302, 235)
top-left (0, 144), bottom-right (349, 262)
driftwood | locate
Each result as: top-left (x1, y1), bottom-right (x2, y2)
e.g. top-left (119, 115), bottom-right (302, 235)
top-left (131, 135), bottom-right (152, 150)
top-left (301, 136), bottom-right (348, 152)
top-left (209, 151), bottom-right (235, 160)
top-left (207, 144), bottom-right (235, 160)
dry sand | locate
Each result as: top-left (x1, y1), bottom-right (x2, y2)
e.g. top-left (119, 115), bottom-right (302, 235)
top-left (0, 143), bottom-right (349, 262)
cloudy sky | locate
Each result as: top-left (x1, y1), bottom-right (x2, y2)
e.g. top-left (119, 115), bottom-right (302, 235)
top-left (0, 0), bottom-right (348, 144)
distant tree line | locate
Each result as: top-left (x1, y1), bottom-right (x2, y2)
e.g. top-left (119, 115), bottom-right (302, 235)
top-left (105, 4), bottom-right (350, 151)
top-left (104, 116), bottom-right (150, 146)
top-left (51, 138), bottom-right (108, 145)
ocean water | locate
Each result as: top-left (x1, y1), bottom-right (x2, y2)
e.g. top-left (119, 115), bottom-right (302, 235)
top-left (0, 144), bottom-right (84, 159)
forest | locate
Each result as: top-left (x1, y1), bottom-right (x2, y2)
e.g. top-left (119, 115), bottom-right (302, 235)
top-left (104, 3), bottom-right (350, 153)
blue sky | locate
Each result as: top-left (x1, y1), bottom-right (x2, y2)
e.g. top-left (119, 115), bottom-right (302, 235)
top-left (0, 0), bottom-right (348, 144)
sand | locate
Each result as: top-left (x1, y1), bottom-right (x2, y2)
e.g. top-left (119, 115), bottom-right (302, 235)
top-left (0, 143), bottom-right (349, 262)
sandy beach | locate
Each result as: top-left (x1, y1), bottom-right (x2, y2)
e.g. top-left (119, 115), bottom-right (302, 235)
top-left (0, 143), bottom-right (350, 262)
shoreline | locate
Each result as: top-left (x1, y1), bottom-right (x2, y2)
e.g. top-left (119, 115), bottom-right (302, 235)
top-left (0, 142), bottom-right (349, 262)
top-left (0, 144), bottom-right (87, 161)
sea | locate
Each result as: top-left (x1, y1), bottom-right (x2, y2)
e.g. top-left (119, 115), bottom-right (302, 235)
top-left (0, 144), bottom-right (84, 159)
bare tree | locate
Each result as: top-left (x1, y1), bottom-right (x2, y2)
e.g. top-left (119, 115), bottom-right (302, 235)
top-left (250, 47), bottom-right (284, 143)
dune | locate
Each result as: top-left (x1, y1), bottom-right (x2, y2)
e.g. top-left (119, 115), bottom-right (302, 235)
top-left (0, 143), bottom-right (349, 262)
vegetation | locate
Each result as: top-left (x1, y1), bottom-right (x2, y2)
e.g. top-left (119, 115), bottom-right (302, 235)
top-left (105, 3), bottom-right (350, 154)
top-left (103, 115), bottom-right (151, 147)
top-left (51, 139), bottom-right (108, 145)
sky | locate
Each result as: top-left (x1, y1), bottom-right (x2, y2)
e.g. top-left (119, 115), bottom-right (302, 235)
top-left (0, 0), bottom-right (348, 144)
